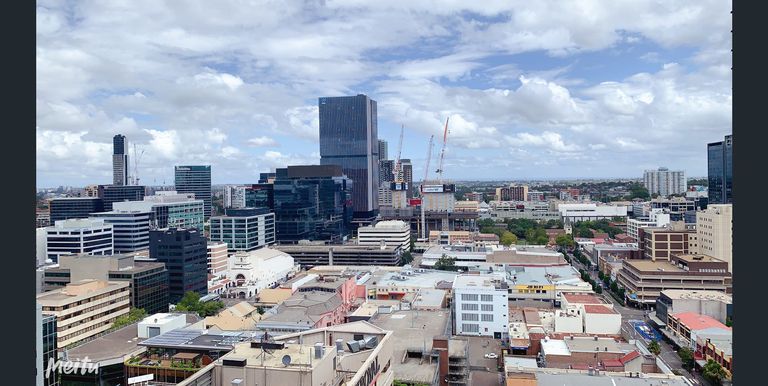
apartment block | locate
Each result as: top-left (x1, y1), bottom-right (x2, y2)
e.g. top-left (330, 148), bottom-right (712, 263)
top-left (453, 274), bottom-right (509, 338)
top-left (696, 204), bottom-right (732, 272)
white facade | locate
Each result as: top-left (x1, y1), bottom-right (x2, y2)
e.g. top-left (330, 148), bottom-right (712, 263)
top-left (697, 204), bottom-right (733, 272)
top-left (453, 274), bottom-right (508, 338)
top-left (627, 209), bottom-right (671, 243)
top-left (224, 185), bottom-right (247, 208)
top-left (357, 220), bottom-right (411, 251)
top-left (421, 191), bottom-right (455, 212)
top-left (554, 307), bottom-right (583, 333)
top-left (584, 308), bottom-right (622, 334)
top-left (46, 218), bottom-right (114, 263)
top-left (557, 203), bottom-right (628, 222)
top-left (90, 209), bottom-right (152, 253)
top-left (207, 241), bottom-right (229, 274)
top-left (137, 313), bottom-right (187, 338)
top-left (228, 248), bottom-right (299, 298)
top-left (113, 191), bottom-right (205, 231)
top-left (36, 228), bottom-right (48, 267)
top-left (644, 167), bottom-right (687, 197)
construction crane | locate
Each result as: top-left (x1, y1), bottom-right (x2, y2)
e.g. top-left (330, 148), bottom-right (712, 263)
top-left (435, 117), bottom-right (450, 183)
top-left (393, 124), bottom-right (405, 182)
top-left (132, 143), bottom-right (145, 186)
top-left (420, 135), bottom-right (435, 241)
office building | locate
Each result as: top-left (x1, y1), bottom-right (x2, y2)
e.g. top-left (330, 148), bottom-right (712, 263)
top-left (496, 185), bottom-right (529, 201)
top-left (223, 185), bottom-right (246, 209)
top-left (259, 172), bottom-right (276, 184)
top-left (708, 134), bottom-right (733, 204)
top-left (357, 220), bottom-right (411, 251)
top-left (617, 254), bottom-right (732, 306)
top-left (112, 191), bottom-right (204, 231)
top-left (207, 242), bottom-right (229, 274)
top-left (174, 165), bottom-right (212, 218)
top-left (400, 158), bottom-right (414, 198)
top-left (379, 159), bottom-right (395, 185)
top-left (112, 134), bottom-right (129, 186)
top-left (558, 203), bottom-right (628, 221)
top-left (319, 94), bottom-right (379, 220)
top-left (454, 274), bottom-right (509, 338)
top-left (377, 185), bottom-right (393, 206)
top-left (49, 197), bottom-right (104, 222)
top-left (651, 197), bottom-right (697, 223)
top-left (626, 209), bottom-right (670, 243)
top-left (273, 165), bottom-right (353, 243)
top-left (210, 207), bottom-right (276, 252)
top-left (643, 167), bottom-right (687, 197)
top-left (46, 218), bottom-right (113, 263)
top-left (97, 184), bottom-right (145, 211)
top-left (37, 280), bottom-right (131, 348)
top-left (378, 139), bottom-right (388, 160)
top-left (37, 227), bottom-right (48, 267)
top-left (42, 254), bottom-right (170, 314)
top-left (696, 204), bottom-right (733, 272)
top-left (245, 183), bottom-right (274, 210)
top-left (421, 183), bottom-right (457, 212)
top-left (90, 209), bottom-right (152, 253)
top-left (275, 244), bottom-right (402, 267)
top-left (37, 303), bottom-right (59, 386)
top-left (641, 223), bottom-right (697, 261)
top-left (149, 228), bottom-right (208, 303)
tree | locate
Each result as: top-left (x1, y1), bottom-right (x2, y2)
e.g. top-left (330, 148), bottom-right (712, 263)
top-left (256, 306), bottom-right (265, 315)
top-left (677, 347), bottom-right (695, 370)
top-left (176, 291), bottom-right (225, 317)
top-left (647, 340), bottom-right (661, 356)
top-left (434, 254), bottom-right (459, 271)
top-left (500, 231), bottom-right (518, 246)
top-left (555, 234), bottom-right (575, 249)
top-left (610, 281), bottom-right (619, 293)
top-left (628, 183), bottom-right (650, 200)
top-left (702, 359), bottom-right (728, 385)
top-left (725, 316), bottom-right (732, 327)
top-left (400, 251), bottom-right (414, 266)
top-left (112, 308), bottom-right (147, 330)
top-left (525, 228), bottom-right (549, 245)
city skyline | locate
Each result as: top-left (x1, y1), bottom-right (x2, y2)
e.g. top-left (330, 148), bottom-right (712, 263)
top-left (37, 1), bottom-right (731, 186)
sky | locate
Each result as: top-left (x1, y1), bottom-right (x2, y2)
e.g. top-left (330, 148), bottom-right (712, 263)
top-left (36, 0), bottom-right (732, 187)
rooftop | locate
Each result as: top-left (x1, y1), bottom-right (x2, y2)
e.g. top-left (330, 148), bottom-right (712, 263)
top-left (139, 329), bottom-right (251, 351)
top-left (540, 339), bottom-right (570, 356)
top-left (65, 324), bottom-right (144, 364)
top-left (562, 293), bottom-right (608, 305)
top-left (623, 260), bottom-right (686, 273)
top-left (221, 342), bottom-right (332, 369)
top-left (661, 290), bottom-right (732, 303)
top-left (533, 372), bottom-right (691, 386)
top-left (564, 337), bottom-right (632, 354)
top-left (453, 274), bottom-right (508, 290)
top-left (583, 305), bottom-right (618, 315)
top-left (671, 312), bottom-right (731, 331)
top-left (674, 254), bottom-right (727, 264)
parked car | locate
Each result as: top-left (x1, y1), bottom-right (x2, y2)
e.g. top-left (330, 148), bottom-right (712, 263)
top-left (484, 353), bottom-right (498, 359)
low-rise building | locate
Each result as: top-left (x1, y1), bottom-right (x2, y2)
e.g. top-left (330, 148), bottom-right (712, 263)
top-left (203, 302), bottom-right (263, 331)
top-left (694, 330), bottom-right (732, 380)
top-left (453, 274), bottom-right (509, 338)
top-left (227, 247), bottom-right (298, 299)
top-left (654, 290), bottom-right (732, 326)
top-left (275, 244), bottom-right (402, 267)
top-left (666, 312), bottom-right (731, 350)
top-left (357, 220), bottom-right (411, 251)
top-left (541, 336), bottom-right (652, 372)
top-left (617, 254), bottom-right (732, 306)
top-left (37, 280), bottom-right (131, 348)
top-left (558, 203), bottom-right (628, 222)
top-left (256, 291), bottom-right (346, 334)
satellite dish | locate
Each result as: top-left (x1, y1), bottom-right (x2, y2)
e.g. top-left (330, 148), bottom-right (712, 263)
top-left (281, 355), bottom-right (292, 367)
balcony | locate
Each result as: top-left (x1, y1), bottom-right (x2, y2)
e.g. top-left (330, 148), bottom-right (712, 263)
top-left (125, 351), bottom-right (207, 384)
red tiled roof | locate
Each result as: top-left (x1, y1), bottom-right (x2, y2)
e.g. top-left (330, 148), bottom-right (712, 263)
top-left (584, 305), bottom-right (618, 315)
top-left (602, 359), bottom-right (623, 367)
top-left (671, 312), bottom-right (731, 331)
top-left (620, 350), bottom-right (641, 364)
top-left (562, 293), bottom-right (606, 304)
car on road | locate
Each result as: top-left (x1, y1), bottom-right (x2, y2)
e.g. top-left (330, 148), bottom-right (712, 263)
top-left (484, 353), bottom-right (498, 359)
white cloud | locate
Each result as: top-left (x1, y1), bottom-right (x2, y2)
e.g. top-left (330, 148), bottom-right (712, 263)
top-left (506, 131), bottom-right (579, 152)
top-left (247, 136), bottom-right (279, 147)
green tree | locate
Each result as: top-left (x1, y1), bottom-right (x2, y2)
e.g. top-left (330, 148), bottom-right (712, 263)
top-left (702, 359), bottom-right (728, 385)
top-left (256, 306), bottom-right (266, 315)
top-left (725, 316), bottom-right (732, 327)
top-left (176, 291), bottom-right (225, 317)
top-left (610, 281), bottom-right (619, 293)
top-left (555, 234), bottom-right (575, 249)
top-left (399, 251), bottom-right (414, 266)
top-left (627, 183), bottom-right (650, 200)
top-left (647, 340), bottom-right (661, 356)
top-left (500, 231), bottom-right (518, 246)
top-left (525, 228), bottom-right (549, 245)
top-left (677, 347), bottom-right (695, 370)
top-left (598, 271), bottom-right (605, 281)
top-left (434, 254), bottom-right (459, 272)
top-left (111, 308), bottom-right (147, 330)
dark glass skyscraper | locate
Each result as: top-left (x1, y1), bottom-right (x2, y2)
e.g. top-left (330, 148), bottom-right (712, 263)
top-left (175, 165), bottom-right (212, 218)
top-left (708, 134), bottom-right (733, 204)
top-left (97, 184), bottom-right (146, 211)
top-left (273, 165), bottom-right (353, 243)
top-left (113, 134), bottom-right (129, 186)
top-left (148, 228), bottom-right (208, 303)
top-left (49, 197), bottom-right (104, 222)
top-left (245, 184), bottom-right (275, 210)
top-left (319, 94), bottom-right (379, 220)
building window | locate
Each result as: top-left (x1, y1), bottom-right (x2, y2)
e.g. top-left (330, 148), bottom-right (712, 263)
top-left (461, 293), bottom-right (479, 301)
top-left (481, 304), bottom-right (493, 312)
top-left (462, 323), bottom-right (479, 333)
top-left (481, 314), bottom-right (494, 322)
top-left (480, 294), bottom-right (493, 302)
top-left (462, 313), bottom-right (479, 321)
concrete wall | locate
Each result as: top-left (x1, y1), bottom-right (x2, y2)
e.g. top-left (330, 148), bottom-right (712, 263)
top-left (554, 312), bottom-right (583, 334)
top-left (584, 313), bottom-right (622, 335)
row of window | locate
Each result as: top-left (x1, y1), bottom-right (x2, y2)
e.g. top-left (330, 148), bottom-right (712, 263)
top-left (461, 313), bottom-right (494, 322)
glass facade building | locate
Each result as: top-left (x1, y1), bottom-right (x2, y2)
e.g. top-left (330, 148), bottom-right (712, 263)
top-left (273, 165), bottom-right (353, 243)
top-left (113, 134), bottom-right (129, 186)
top-left (149, 228), bottom-right (208, 303)
top-left (90, 210), bottom-right (152, 253)
top-left (708, 134), bottom-right (733, 204)
top-left (41, 313), bottom-right (58, 386)
top-left (109, 262), bottom-right (170, 314)
top-left (210, 207), bottom-right (276, 252)
top-left (49, 197), bottom-right (104, 222)
top-left (174, 165), bottom-right (212, 219)
top-left (97, 184), bottom-right (145, 211)
top-left (245, 183), bottom-right (275, 210)
top-left (319, 94), bottom-right (379, 220)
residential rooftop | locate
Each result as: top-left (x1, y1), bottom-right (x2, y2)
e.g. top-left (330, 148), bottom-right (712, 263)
top-left (583, 305), bottom-right (618, 315)
top-left (561, 293), bottom-right (608, 305)
top-left (661, 290), bottom-right (732, 303)
top-left (671, 312), bottom-right (731, 331)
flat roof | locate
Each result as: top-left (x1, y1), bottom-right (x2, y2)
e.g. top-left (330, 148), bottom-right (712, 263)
top-left (504, 357), bottom-right (538, 369)
top-left (674, 254), bottom-right (727, 263)
top-left (583, 305), bottom-right (618, 315)
top-left (222, 342), bottom-right (332, 368)
top-left (671, 312), bottom-right (731, 331)
top-left (372, 269), bottom-right (458, 289)
top-left (562, 293), bottom-right (607, 305)
top-left (624, 260), bottom-right (685, 272)
top-left (139, 329), bottom-right (249, 351)
top-left (564, 337), bottom-right (630, 353)
top-left (661, 289), bottom-right (732, 303)
top-left (65, 324), bottom-right (144, 364)
top-left (540, 339), bottom-right (570, 356)
top-left (453, 274), bottom-right (507, 290)
top-left (369, 310), bottom-right (449, 383)
top-left (534, 373), bottom-right (691, 386)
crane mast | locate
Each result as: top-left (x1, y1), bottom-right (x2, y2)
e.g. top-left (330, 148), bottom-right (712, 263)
top-left (423, 135), bottom-right (434, 183)
top-left (420, 135), bottom-right (435, 241)
top-left (393, 124), bottom-right (405, 182)
top-left (435, 117), bottom-right (450, 183)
